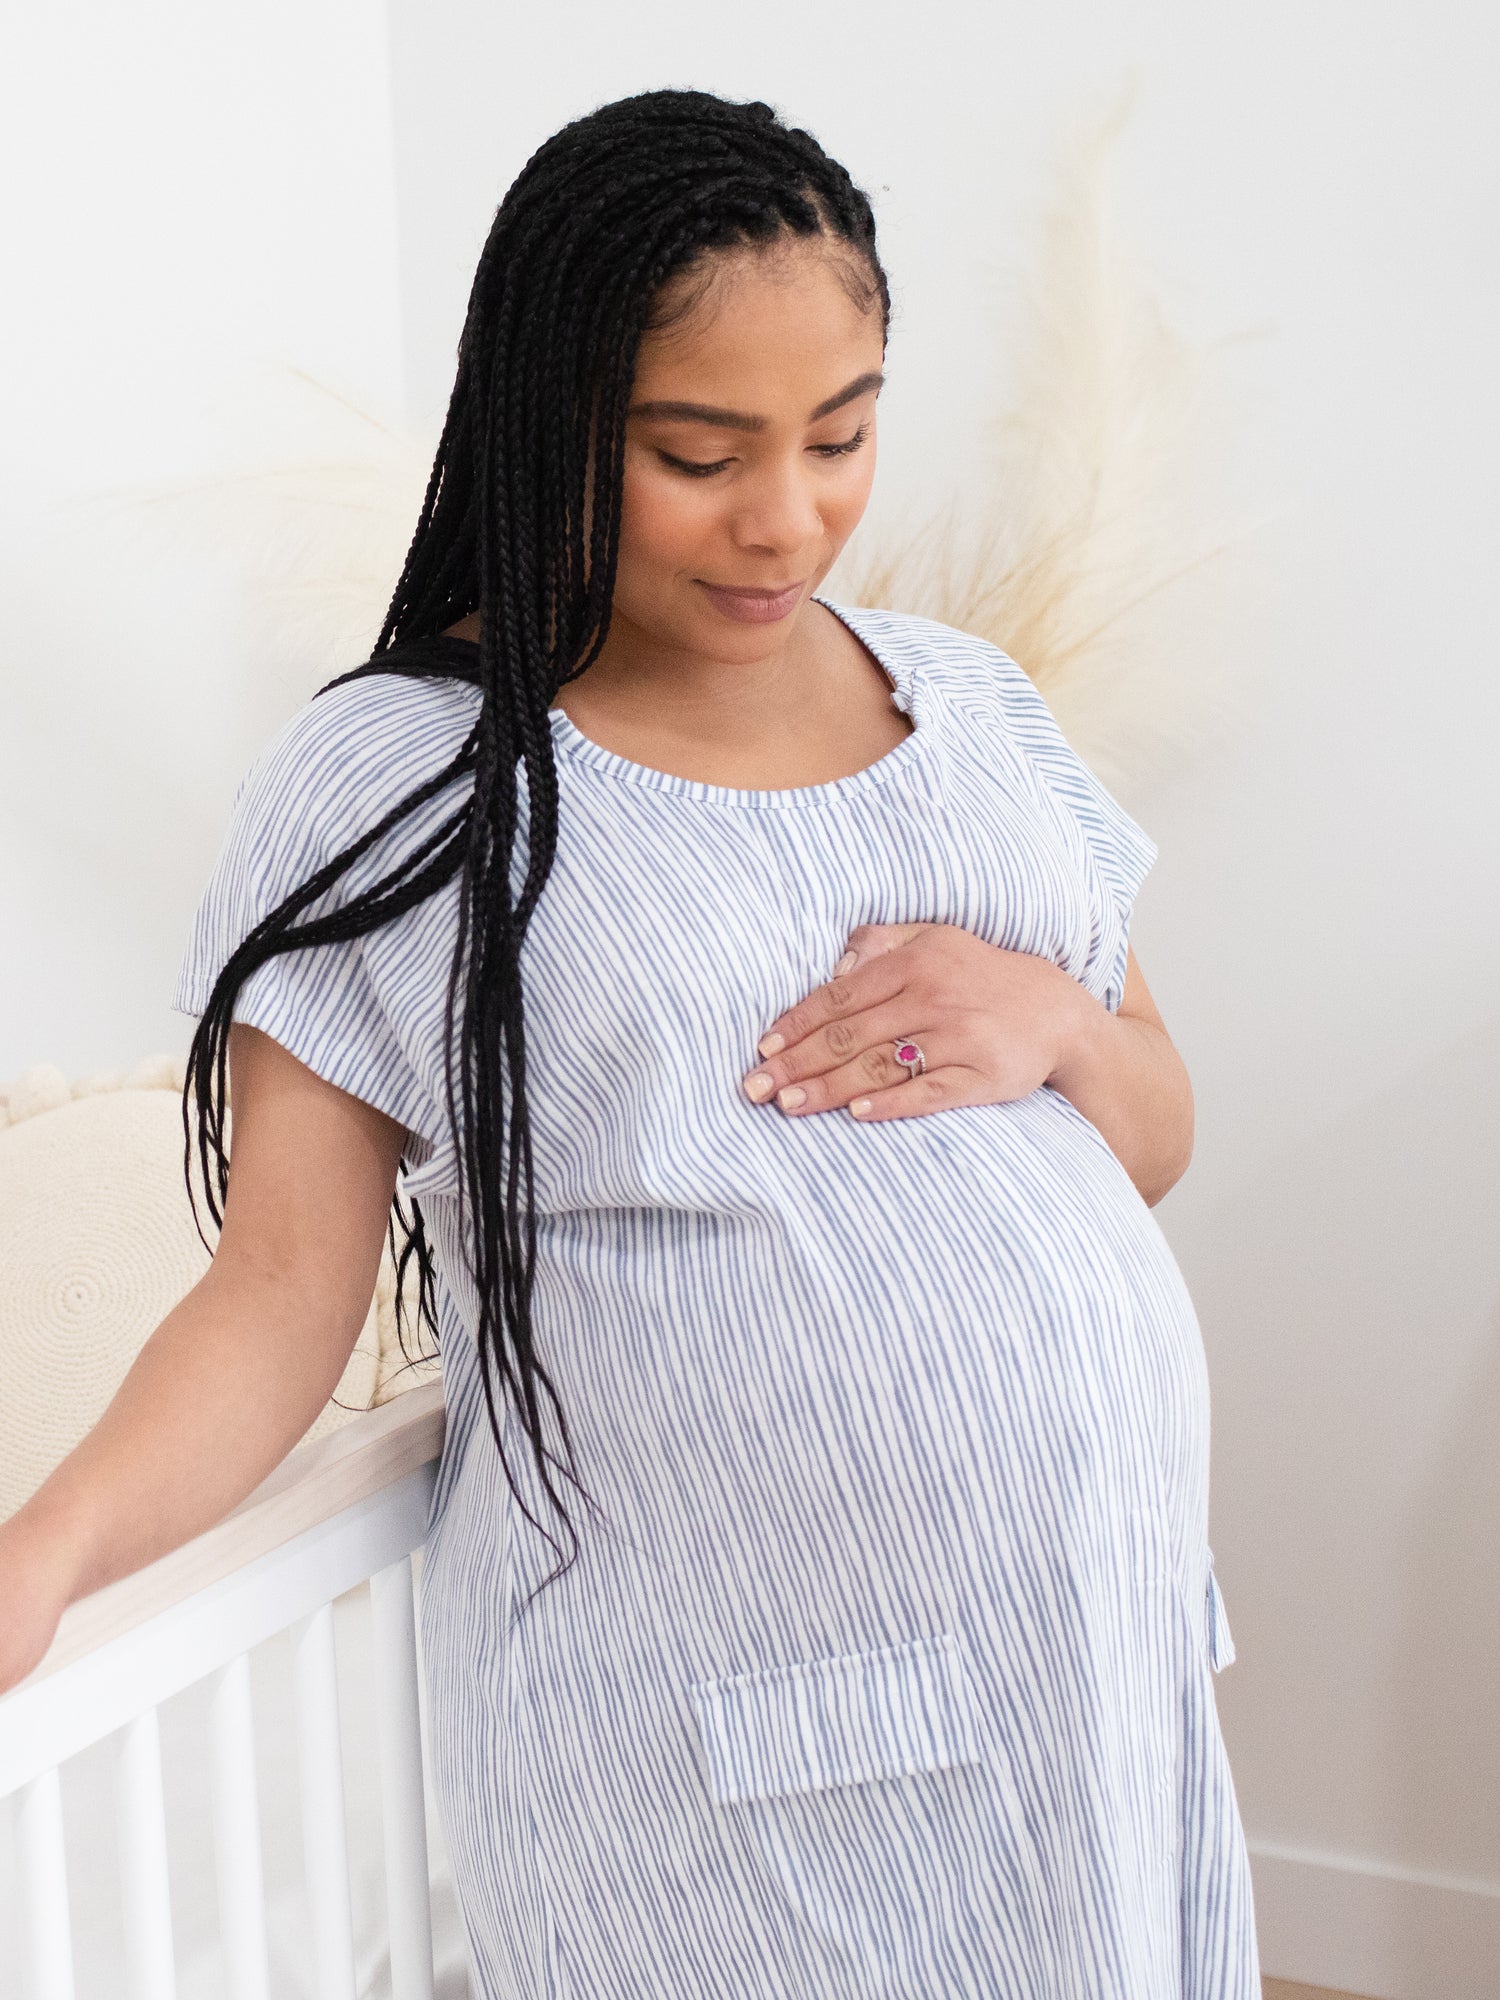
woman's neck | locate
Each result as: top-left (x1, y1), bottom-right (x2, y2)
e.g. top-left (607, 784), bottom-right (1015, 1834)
top-left (439, 600), bottom-right (909, 790)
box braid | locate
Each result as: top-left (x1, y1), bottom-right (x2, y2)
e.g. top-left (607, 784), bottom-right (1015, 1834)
top-left (183, 87), bottom-right (890, 1597)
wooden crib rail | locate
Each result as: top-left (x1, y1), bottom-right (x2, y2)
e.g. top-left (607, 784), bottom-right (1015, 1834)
top-left (20, 1381), bottom-right (445, 1688)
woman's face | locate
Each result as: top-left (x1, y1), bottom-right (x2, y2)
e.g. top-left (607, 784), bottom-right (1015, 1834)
top-left (607, 236), bottom-right (886, 663)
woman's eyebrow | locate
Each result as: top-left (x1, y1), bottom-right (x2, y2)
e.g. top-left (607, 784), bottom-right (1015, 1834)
top-left (628, 369), bottom-right (884, 432)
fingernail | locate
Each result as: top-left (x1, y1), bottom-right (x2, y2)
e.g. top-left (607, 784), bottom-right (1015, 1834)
top-left (757, 1032), bottom-right (784, 1057)
top-left (850, 1097), bottom-right (872, 1117)
top-left (777, 1085), bottom-right (806, 1111)
top-left (834, 951), bottom-right (857, 975)
top-left (744, 1071), bottom-right (774, 1101)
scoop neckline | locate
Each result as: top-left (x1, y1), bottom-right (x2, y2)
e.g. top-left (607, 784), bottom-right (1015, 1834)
top-left (501, 596), bottom-right (931, 810)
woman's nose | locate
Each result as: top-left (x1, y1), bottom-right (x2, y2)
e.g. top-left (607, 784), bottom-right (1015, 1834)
top-left (729, 461), bottom-right (823, 555)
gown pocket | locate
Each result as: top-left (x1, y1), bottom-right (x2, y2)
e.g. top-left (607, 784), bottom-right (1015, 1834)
top-left (688, 1632), bottom-right (983, 1806)
top-left (689, 1635), bottom-right (1045, 1989)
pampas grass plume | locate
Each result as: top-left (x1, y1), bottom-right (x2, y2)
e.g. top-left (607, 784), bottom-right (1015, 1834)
top-left (837, 89), bottom-right (1241, 793)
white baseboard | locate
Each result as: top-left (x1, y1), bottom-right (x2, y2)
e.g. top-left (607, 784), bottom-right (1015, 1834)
top-left (1250, 1841), bottom-right (1500, 2000)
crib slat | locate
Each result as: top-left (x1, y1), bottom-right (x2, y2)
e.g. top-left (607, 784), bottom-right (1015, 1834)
top-left (116, 1707), bottom-right (176, 2000)
top-left (292, 1603), bottom-right (357, 2000)
top-left (209, 1655), bottom-right (271, 2000)
top-left (371, 1559), bottom-right (435, 2000)
top-left (18, 1766), bottom-right (74, 2000)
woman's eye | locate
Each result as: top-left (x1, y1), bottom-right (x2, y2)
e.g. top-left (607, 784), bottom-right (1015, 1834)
top-left (656, 422), bottom-right (869, 479)
top-left (812, 423), bottom-right (870, 459)
top-left (658, 451), bottom-right (732, 478)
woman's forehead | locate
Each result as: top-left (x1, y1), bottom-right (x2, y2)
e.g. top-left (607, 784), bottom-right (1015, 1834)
top-left (650, 235), bottom-right (870, 329)
top-left (634, 245), bottom-right (884, 406)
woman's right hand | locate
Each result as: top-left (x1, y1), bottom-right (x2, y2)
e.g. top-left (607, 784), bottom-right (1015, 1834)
top-left (0, 1511), bottom-right (80, 1697)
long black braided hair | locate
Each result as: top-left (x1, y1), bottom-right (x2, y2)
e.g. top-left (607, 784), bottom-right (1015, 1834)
top-left (183, 87), bottom-right (892, 1592)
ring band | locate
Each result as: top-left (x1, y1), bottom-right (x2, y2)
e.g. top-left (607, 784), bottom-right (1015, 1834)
top-left (892, 1037), bottom-right (926, 1078)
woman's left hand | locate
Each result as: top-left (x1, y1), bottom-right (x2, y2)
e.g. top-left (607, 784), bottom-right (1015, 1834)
top-left (741, 922), bottom-right (1097, 1122)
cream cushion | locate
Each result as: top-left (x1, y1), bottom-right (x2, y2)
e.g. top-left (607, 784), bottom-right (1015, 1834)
top-left (0, 1054), bottom-right (437, 1523)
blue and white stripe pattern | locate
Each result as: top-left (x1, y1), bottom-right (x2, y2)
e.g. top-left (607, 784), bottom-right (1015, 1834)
top-left (175, 601), bottom-right (1259, 1998)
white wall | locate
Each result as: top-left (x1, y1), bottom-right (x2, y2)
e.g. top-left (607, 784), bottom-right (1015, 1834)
top-left (0, 0), bottom-right (405, 1074)
top-left (3, 3), bottom-right (1496, 1993)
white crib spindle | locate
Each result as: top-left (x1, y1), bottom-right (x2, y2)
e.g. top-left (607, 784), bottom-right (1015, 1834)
top-left (18, 1766), bottom-right (74, 2000)
top-left (209, 1655), bottom-right (271, 2000)
top-left (371, 1558), bottom-right (435, 2000)
top-left (116, 1707), bottom-right (176, 2000)
top-left (292, 1603), bottom-right (357, 2000)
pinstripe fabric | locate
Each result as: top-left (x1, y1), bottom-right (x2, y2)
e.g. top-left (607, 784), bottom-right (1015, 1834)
top-left (174, 601), bottom-right (1259, 1998)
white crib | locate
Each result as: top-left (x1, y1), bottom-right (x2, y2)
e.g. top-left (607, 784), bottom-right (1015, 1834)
top-left (0, 1385), bottom-right (461, 2000)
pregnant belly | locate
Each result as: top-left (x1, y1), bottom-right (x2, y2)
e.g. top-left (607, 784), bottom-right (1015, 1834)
top-left (536, 1084), bottom-right (1206, 1516)
top-left (772, 1083), bottom-right (1179, 1333)
top-left (518, 1085), bottom-right (1211, 1673)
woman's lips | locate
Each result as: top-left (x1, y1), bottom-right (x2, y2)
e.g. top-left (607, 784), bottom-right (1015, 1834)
top-left (696, 579), bottom-right (804, 624)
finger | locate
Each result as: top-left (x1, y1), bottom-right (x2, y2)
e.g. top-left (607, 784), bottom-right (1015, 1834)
top-left (751, 1003), bottom-right (915, 1096)
top-left (757, 954), bottom-right (908, 1059)
top-left (766, 1035), bottom-right (948, 1115)
top-left (849, 1067), bottom-right (975, 1121)
top-left (833, 922), bottom-right (932, 976)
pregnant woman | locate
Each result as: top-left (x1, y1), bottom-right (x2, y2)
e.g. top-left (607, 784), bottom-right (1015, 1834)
top-left (0, 88), bottom-right (1258, 1997)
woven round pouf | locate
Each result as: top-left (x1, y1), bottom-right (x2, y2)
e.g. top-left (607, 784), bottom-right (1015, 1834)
top-left (0, 1068), bottom-right (383, 1522)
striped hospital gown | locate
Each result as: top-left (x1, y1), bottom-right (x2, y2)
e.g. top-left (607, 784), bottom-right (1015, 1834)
top-left (174, 600), bottom-right (1259, 1998)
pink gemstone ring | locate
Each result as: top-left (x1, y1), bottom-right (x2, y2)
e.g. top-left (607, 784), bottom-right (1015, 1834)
top-left (892, 1037), bottom-right (926, 1078)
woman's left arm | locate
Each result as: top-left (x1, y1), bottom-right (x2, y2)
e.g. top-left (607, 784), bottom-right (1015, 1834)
top-left (1045, 945), bottom-right (1194, 1206)
top-left (743, 925), bottom-right (1194, 1208)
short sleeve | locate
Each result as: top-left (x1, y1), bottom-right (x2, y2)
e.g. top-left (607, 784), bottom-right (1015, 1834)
top-left (977, 639), bottom-right (1159, 1015)
top-left (172, 674), bottom-right (474, 1162)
